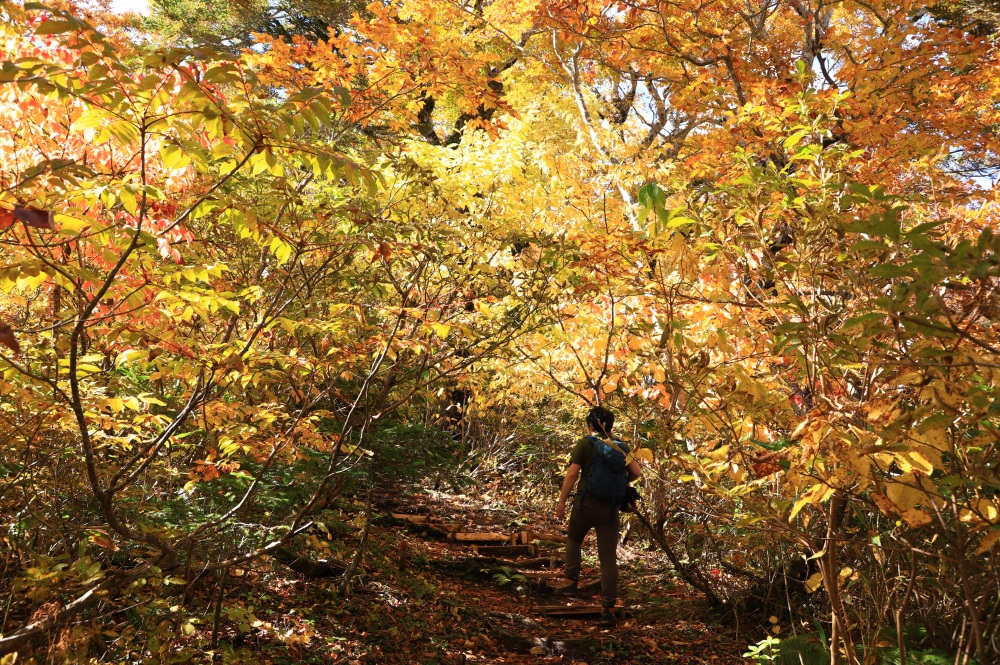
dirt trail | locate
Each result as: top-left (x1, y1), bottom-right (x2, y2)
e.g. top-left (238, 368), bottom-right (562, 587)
top-left (366, 490), bottom-right (747, 664)
top-left (224, 488), bottom-right (747, 663)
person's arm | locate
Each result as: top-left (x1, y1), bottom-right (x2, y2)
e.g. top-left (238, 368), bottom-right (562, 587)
top-left (627, 460), bottom-right (642, 482)
top-left (555, 463), bottom-right (581, 520)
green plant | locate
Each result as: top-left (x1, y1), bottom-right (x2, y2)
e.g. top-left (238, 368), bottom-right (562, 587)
top-left (744, 636), bottom-right (781, 664)
top-left (490, 568), bottom-right (526, 587)
top-left (775, 636), bottom-right (830, 665)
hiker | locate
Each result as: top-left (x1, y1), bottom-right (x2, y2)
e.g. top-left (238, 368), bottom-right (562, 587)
top-left (554, 405), bottom-right (641, 626)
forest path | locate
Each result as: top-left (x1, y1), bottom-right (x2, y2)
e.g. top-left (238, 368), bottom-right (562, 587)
top-left (368, 489), bottom-right (747, 664)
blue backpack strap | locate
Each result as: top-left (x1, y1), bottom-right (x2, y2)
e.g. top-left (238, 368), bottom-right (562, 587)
top-left (578, 435), bottom-right (602, 500)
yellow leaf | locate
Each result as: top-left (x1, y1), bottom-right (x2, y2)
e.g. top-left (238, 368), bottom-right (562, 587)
top-left (903, 450), bottom-right (934, 474)
top-left (707, 445), bottom-right (729, 461)
top-left (976, 528), bottom-right (1000, 555)
top-left (629, 448), bottom-right (654, 464)
top-left (912, 426), bottom-right (948, 451)
top-left (804, 572), bottom-right (824, 593)
top-left (968, 498), bottom-right (999, 523)
top-left (900, 509), bottom-right (933, 528)
top-left (139, 394), bottom-right (167, 407)
top-left (886, 475), bottom-right (925, 511)
top-left (430, 323), bottom-right (451, 340)
top-left (789, 495), bottom-right (811, 522)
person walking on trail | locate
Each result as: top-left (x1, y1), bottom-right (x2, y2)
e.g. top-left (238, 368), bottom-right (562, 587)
top-left (554, 406), bottom-right (641, 626)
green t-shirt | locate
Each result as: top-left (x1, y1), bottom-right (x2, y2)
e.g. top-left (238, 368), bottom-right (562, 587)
top-left (569, 436), bottom-right (595, 489)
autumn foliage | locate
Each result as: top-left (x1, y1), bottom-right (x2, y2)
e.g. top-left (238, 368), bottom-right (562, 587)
top-left (1, 0), bottom-right (999, 662)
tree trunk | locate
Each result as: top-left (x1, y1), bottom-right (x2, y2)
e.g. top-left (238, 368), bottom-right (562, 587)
top-left (339, 489), bottom-right (373, 597)
top-left (820, 493), bottom-right (859, 665)
top-left (953, 501), bottom-right (989, 665)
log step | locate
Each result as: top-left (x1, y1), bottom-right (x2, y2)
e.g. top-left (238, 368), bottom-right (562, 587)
top-left (392, 513), bottom-right (448, 525)
top-left (533, 600), bottom-right (625, 618)
top-left (449, 532), bottom-right (512, 543)
top-left (518, 530), bottom-right (568, 544)
top-left (473, 544), bottom-right (537, 557)
top-left (513, 556), bottom-right (563, 569)
top-left (517, 570), bottom-right (564, 580)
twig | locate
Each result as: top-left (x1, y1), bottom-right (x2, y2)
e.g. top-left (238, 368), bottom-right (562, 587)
top-left (211, 566), bottom-right (230, 652)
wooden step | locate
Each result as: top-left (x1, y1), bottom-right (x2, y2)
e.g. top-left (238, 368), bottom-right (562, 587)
top-left (517, 570), bottom-right (564, 580)
top-left (391, 513), bottom-right (447, 525)
top-left (473, 544), bottom-right (537, 557)
top-left (532, 600), bottom-right (625, 618)
top-left (449, 532), bottom-right (513, 543)
top-left (510, 556), bottom-right (562, 569)
top-left (518, 530), bottom-right (568, 544)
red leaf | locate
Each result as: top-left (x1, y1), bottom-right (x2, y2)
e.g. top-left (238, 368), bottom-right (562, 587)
top-left (0, 322), bottom-right (21, 355)
top-left (13, 206), bottom-right (54, 229)
top-left (371, 241), bottom-right (392, 263)
top-left (0, 210), bottom-right (14, 230)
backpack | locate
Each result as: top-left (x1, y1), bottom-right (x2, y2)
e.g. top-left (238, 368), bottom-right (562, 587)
top-left (583, 435), bottom-right (629, 508)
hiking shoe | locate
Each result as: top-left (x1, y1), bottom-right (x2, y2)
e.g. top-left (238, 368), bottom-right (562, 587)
top-left (599, 608), bottom-right (617, 627)
top-left (553, 580), bottom-right (578, 595)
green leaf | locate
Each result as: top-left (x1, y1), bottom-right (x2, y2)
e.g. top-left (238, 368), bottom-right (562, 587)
top-left (106, 120), bottom-right (139, 147)
top-left (119, 186), bottom-right (138, 216)
top-left (71, 108), bottom-right (107, 132)
top-left (637, 182), bottom-right (666, 211)
top-left (869, 264), bottom-right (910, 278)
top-left (34, 19), bottom-right (75, 35)
top-left (905, 221), bottom-right (944, 237)
top-left (160, 143), bottom-right (191, 170)
top-left (331, 85), bottom-right (352, 108)
top-left (784, 129), bottom-right (807, 150)
top-left (115, 349), bottom-right (147, 367)
top-left (637, 182), bottom-right (667, 225)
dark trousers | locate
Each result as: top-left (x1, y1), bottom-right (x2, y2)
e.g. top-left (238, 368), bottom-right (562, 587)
top-left (565, 495), bottom-right (619, 608)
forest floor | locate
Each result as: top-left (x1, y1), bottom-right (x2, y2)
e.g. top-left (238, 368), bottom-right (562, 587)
top-left (188, 487), bottom-right (750, 664)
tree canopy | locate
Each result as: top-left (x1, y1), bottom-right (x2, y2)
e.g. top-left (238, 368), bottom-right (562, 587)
top-left (1, 0), bottom-right (999, 663)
